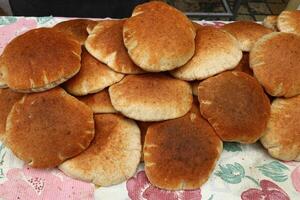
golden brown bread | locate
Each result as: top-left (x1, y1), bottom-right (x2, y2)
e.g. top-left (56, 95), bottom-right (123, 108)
top-left (53, 19), bottom-right (96, 44)
top-left (233, 52), bottom-right (253, 76)
top-left (171, 27), bottom-right (242, 81)
top-left (277, 10), bottom-right (300, 35)
top-left (85, 19), bottom-right (144, 74)
top-left (0, 63), bottom-right (7, 88)
top-left (123, 1), bottom-right (195, 72)
top-left (191, 81), bottom-right (200, 96)
top-left (78, 88), bottom-right (117, 114)
top-left (222, 21), bottom-right (273, 51)
top-left (198, 71), bottom-right (270, 143)
top-left (144, 101), bottom-right (222, 190)
top-left (0, 28), bottom-right (81, 92)
top-left (136, 121), bottom-right (154, 162)
top-left (59, 114), bottom-right (141, 186)
top-left (109, 74), bottom-right (193, 121)
top-left (250, 32), bottom-right (300, 97)
top-left (263, 15), bottom-right (278, 31)
top-left (260, 95), bottom-right (300, 161)
top-left (64, 48), bottom-right (124, 96)
top-left (0, 88), bottom-right (23, 139)
top-left (4, 88), bottom-right (95, 168)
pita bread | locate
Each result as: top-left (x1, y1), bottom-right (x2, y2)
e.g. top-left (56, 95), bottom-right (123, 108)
top-left (137, 121), bottom-right (154, 162)
top-left (123, 1), bottom-right (195, 72)
top-left (53, 19), bottom-right (96, 44)
top-left (59, 114), bottom-right (141, 186)
top-left (263, 15), bottom-right (278, 31)
top-left (64, 48), bottom-right (124, 96)
top-left (85, 19), bottom-right (144, 74)
top-left (222, 21), bottom-right (273, 51)
top-left (233, 52), bottom-right (253, 75)
top-left (250, 32), bottom-right (300, 97)
top-left (0, 88), bottom-right (23, 139)
top-left (4, 88), bottom-right (94, 168)
top-left (171, 27), bottom-right (242, 81)
top-left (78, 89), bottom-right (117, 114)
top-left (277, 10), bottom-right (300, 35)
top-left (198, 71), bottom-right (270, 143)
top-left (109, 74), bottom-right (193, 121)
top-left (144, 101), bottom-right (222, 190)
top-left (0, 28), bottom-right (81, 92)
top-left (260, 95), bottom-right (300, 161)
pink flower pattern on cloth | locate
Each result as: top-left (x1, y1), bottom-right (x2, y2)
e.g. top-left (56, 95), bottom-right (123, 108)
top-left (241, 180), bottom-right (290, 200)
top-left (126, 170), bottom-right (202, 200)
top-left (0, 166), bottom-right (94, 200)
top-left (0, 18), bottom-right (37, 54)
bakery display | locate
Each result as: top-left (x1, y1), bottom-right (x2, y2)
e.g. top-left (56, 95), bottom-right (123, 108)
top-left (250, 32), bottom-right (300, 97)
top-left (109, 74), bottom-right (193, 121)
top-left (171, 27), bottom-right (242, 81)
top-left (59, 114), bottom-right (141, 186)
top-left (3, 88), bottom-right (94, 168)
top-left (198, 71), bottom-right (270, 144)
top-left (0, 1), bottom-right (299, 192)
top-left (222, 21), bottom-right (273, 51)
top-left (0, 28), bottom-right (81, 92)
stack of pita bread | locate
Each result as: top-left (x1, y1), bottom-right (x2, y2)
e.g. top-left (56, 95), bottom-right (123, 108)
top-left (0, 1), bottom-right (299, 191)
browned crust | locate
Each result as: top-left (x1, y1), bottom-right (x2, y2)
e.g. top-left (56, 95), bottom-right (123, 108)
top-left (232, 52), bottom-right (253, 76)
top-left (263, 15), bottom-right (278, 31)
top-left (64, 48), bottom-right (124, 96)
top-left (222, 21), bottom-right (273, 51)
top-left (78, 88), bottom-right (117, 114)
top-left (250, 32), bottom-right (300, 97)
top-left (198, 71), bottom-right (270, 143)
top-left (0, 88), bottom-right (23, 139)
top-left (144, 101), bottom-right (222, 190)
top-left (136, 121), bottom-right (155, 162)
top-left (277, 10), bottom-right (300, 35)
top-left (0, 28), bottom-right (81, 92)
top-left (4, 88), bottom-right (95, 168)
top-left (53, 19), bottom-right (96, 44)
top-left (85, 19), bottom-right (144, 74)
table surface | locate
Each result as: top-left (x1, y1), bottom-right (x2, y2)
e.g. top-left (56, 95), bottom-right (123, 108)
top-left (0, 16), bottom-right (299, 200)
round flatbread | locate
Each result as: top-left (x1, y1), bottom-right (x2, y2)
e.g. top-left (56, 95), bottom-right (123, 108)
top-left (123, 1), bottom-right (195, 72)
top-left (233, 52), bottom-right (253, 75)
top-left (260, 95), bottom-right (300, 161)
top-left (263, 15), bottom-right (278, 31)
top-left (250, 32), bottom-right (300, 97)
top-left (78, 89), bottom-right (117, 114)
top-left (144, 101), bottom-right (222, 190)
top-left (59, 114), bottom-right (141, 186)
top-left (64, 48), bottom-right (124, 96)
top-left (171, 27), bottom-right (242, 81)
top-left (53, 19), bottom-right (96, 44)
top-left (109, 74), bottom-right (193, 121)
top-left (0, 28), bottom-right (81, 92)
top-left (4, 88), bottom-right (95, 168)
top-left (85, 19), bottom-right (144, 74)
top-left (198, 71), bottom-right (270, 143)
top-left (0, 89), bottom-right (23, 139)
top-left (222, 21), bottom-right (273, 51)
top-left (277, 10), bottom-right (300, 35)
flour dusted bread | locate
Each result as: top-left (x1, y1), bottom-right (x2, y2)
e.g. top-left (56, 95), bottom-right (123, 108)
top-left (0, 28), bottom-right (81, 92)
top-left (198, 71), bottom-right (270, 143)
top-left (277, 10), bottom-right (300, 34)
top-left (59, 114), bottom-right (141, 186)
top-left (222, 21), bottom-right (272, 51)
top-left (260, 95), bottom-right (300, 161)
top-left (85, 20), bottom-right (144, 74)
top-left (123, 1), bottom-right (195, 72)
top-left (109, 74), bottom-right (193, 121)
top-left (78, 89), bottom-right (117, 114)
top-left (53, 19), bottom-right (96, 44)
top-left (144, 101), bottom-right (222, 190)
top-left (4, 88), bottom-right (94, 168)
top-left (263, 16), bottom-right (278, 31)
top-left (250, 32), bottom-right (300, 97)
top-left (171, 27), bottom-right (242, 81)
top-left (0, 89), bottom-right (23, 139)
top-left (64, 48), bottom-right (124, 96)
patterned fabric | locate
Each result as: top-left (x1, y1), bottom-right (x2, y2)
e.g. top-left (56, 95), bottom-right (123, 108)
top-left (0, 17), bottom-right (299, 200)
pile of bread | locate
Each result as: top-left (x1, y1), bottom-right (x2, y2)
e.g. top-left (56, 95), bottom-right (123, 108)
top-left (0, 1), bottom-right (299, 191)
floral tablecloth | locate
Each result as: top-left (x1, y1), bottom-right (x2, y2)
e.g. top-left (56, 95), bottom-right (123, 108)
top-left (0, 16), bottom-right (299, 200)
